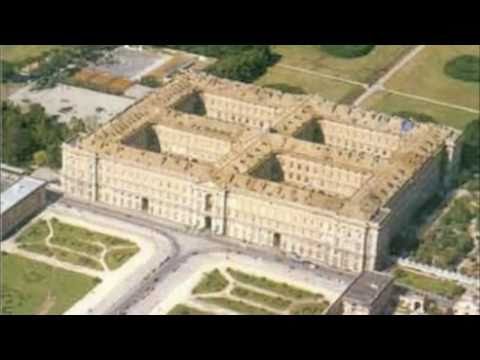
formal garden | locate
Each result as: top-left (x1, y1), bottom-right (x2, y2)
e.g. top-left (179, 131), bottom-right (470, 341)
top-left (0, 252), bottom-right (100, 315)
top-left (16, 217), bottom-right (139, 272)
top-left (168, 267), bottom-right (330, 315)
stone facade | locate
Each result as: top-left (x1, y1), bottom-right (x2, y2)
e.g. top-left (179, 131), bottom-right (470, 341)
top-left (1, 175), bottom-right (47, 239)
top-left (61, 70), bottom-right (463, 273)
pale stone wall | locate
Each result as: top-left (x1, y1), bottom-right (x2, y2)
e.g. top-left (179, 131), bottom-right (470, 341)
top-left (278, 154), bottom-right (370, 197)
top-left (202, 93), bottom-right (277, 130)
top-left (1, 187), bottom-right (46, 238)
top-left (154, 124), bottom-right (231, 163)
top-left (320, 120), bottom-right (400, 158)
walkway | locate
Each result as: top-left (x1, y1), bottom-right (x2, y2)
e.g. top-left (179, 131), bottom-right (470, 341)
top-left (277, 63), bottom-right (367, 88)
top-left (384, 89), bottom-right (480, 114)
top-left (354, 45), bottom-right (426, 106)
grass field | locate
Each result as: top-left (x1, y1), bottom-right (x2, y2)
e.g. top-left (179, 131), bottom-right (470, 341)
top-left (0, 253), bottom-right (99, 315)
top-left (363, 91), bottom-right (477, 130)
top-left (0, 45), bottom-right (61, 63)
top-left (394, 268), bottom-right (465, 300)
top-left (271, 45), bottom-right (414, 83)
top-left (385, 45), bottom-right (480, 110)
top-left (256, 65), bottom-right (364, 103)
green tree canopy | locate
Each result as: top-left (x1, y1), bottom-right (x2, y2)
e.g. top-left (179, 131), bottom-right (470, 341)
top-left (1, 101), bottom-right (76, 169)
top-left (320, 45), bottom-right (376, 58)
top-left (444, 55), bottom-right (480, 83)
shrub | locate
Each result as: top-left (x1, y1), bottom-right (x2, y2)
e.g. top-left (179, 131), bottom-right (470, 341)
top-left (140, 76), bottom-right (161, 88)
top-left (444, 55), bottom-right (480, 83)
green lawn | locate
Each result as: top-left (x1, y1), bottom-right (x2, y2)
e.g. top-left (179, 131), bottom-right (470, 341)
top-left (271, 45), bottom-right (414, 83)
top-left (105, 247), bottom-right (140, 270)
top-left (16, 219), bottom-right (139, 271)
top-left (230, 286), bottom-right (292, 311)
top-left (386, 45), bottom-right (480, 110)
top-left (256, 65), bottom-right (364, 103)
top-left (167, 304), bottom-right (212, 315)
top-left (290, 301), bottom-right (330, 315)
top-left (363, 91), bottom-right (477, 130)
top-left (192, 269), bottom-right (229, 295)
top-left (200, 297), bottom-right (277, 315)
top-left (226, 268), bottom-right (320, 301)
top-left (0, 45), bottom-right (61, 63)
top-left (394, 268), bottom-right (465, 300)
top-left (0, 252), bottom-right (99, 315)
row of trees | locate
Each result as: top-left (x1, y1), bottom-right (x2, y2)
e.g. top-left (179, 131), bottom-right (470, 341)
top-left (1, 102), bottom-right (82, 169)
top-left (161, 45), bottom-right (278, 83)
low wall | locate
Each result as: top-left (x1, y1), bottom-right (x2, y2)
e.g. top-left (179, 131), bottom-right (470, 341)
top-left (395, 257), bottom-right (479, 287)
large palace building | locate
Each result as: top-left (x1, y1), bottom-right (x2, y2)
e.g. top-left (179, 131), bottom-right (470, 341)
top-left (61, 71), bottom-right (462, 273)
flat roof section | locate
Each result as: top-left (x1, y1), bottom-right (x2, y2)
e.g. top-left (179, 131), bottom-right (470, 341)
top-left (1, 177), bottom-right (47, 215)
top-left (342, 271), bottom-right (394, 307)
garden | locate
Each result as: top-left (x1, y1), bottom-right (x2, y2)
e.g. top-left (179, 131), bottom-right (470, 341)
top-left (16, 218), bottom-right (139, 272)
top-left (168, 267), bottom-right (330, 316)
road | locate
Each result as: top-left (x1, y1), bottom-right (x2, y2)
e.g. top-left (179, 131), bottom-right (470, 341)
top-left (57, 196), bottom-right (354, 315)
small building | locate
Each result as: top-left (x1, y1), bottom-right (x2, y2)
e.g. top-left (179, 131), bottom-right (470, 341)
top-left (1, 174), bottom-right (47, 239)
top-left (334, 271), bottom-right (395, 315)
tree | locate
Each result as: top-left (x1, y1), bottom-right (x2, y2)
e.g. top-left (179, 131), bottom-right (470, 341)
top-left (1, 101), bottom-right (75, 169)
top-left (33, 150), bottom-right (48, 167)
top-left (159, 45), bottom-right (278, 83)
top-left (320, 45), bottom-right (376, 58)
